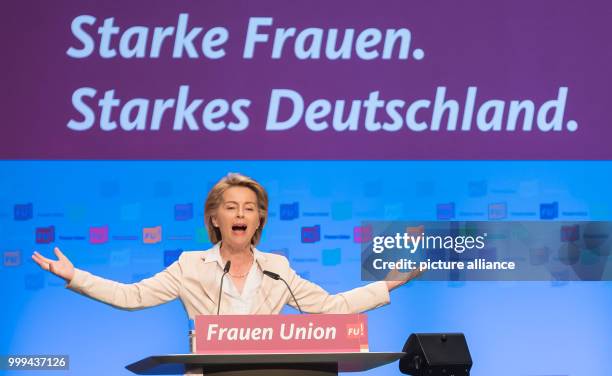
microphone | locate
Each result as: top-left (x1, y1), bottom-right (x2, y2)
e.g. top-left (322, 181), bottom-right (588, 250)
top-left (263, 270), bottom-right (303, 314)
top-left (217, 260), bottom-right (231, 315)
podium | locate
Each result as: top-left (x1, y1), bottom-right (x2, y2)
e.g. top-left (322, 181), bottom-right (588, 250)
top-left (126, 352), bottom-right (405, 375)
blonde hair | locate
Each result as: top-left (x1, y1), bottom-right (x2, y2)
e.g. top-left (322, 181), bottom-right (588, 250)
top-left (204, 173), bottom-right (268, 246)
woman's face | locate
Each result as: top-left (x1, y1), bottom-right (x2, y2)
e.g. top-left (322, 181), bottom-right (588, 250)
top-left (212, 186), bottom-right (260, 249)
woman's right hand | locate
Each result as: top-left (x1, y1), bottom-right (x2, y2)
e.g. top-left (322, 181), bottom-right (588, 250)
top-left (32, 247), bottom-right (75, 283)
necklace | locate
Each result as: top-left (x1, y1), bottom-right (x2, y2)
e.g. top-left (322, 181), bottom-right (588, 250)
top-left (229, 270), bottom-right (250, 278)
top-left (224, 252), bottom-right (254, 279)
top-left (229, 259), bottom-right (253, 278)
top-left (219, 244), bottom-right (255, 278)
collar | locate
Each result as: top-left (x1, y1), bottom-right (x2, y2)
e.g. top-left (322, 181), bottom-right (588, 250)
top-left (202, 242), bottom-right (267, 270)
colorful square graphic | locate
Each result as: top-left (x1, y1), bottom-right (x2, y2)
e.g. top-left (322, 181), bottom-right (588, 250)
top-left (488, 202), bottom-right (507, 220)
top-left (540, 202), bottom-right (558, 220)
top-left (3, 250), bottom-right (22, 267)
top-left (301, 225), bottom-right (321, 243)
top-left (561, 225), bottom-right (579, 242)
top-left (175, 203), bottom-right (194, 221)
top-left (353, 225), bottom-right (373, 243)
top-left (36, 226), bottom-right (55, 244)
top-left (468, 180), bottom-right (487, 197)
top-left (280, 202), bottom-right (299, 220)
top-left (196, 227), bottom-right (209, 243)
top-left (331, 201), bottom-right (352, 220)
top-left (143, 226), bottom-right (162, 244)
top-left (322, 248), bottom-right (341, 266)
top-left (14, 203), bottom-right (33, 221)
top-left (89, 225), bottom-right (109, 244)
top-left (437, 202), bottom-right (455, 220)
top-left (164, 249), bottom-right (183, 266)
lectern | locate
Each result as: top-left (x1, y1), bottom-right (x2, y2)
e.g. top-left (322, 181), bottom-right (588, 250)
top-left (127, 314), bottom-right (402, 375)
top-left (126, 352), bottom-right (405, 376)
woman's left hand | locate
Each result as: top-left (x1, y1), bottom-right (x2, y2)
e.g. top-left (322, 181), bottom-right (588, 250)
top-left (385, 267), bottom-right (425, 291)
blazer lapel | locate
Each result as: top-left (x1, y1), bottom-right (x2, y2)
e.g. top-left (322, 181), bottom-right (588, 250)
top-left (199, 253), bottom-right (223, 309)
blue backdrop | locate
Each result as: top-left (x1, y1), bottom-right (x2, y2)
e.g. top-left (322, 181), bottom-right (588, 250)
top-left (2, 161), bottom-right (611, 375)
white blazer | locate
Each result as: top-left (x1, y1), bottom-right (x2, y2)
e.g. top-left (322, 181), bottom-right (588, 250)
top-left (67, 245), bottom-right (391, 317)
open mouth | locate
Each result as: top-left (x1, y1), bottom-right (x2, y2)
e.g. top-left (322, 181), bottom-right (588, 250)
top-left (231, 224), bottom-right (247, 232)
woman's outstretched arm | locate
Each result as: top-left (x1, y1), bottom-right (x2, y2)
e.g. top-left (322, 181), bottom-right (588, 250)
top-left (32, 247), bottom-right (183, 310)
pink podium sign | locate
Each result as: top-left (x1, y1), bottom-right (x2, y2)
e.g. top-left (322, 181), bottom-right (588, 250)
top-left (195, 314), bottom-right (368, 354)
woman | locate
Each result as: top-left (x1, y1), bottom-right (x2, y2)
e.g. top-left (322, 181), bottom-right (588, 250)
top-left (32, 173), bottom-right (420, 316)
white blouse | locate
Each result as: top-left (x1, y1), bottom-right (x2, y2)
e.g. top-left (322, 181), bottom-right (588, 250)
top-left (204, 244), bottom-right (264, 314)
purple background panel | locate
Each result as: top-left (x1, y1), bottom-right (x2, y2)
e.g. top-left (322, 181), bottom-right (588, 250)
top-left (2, 0), bottom-right (611, 159)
